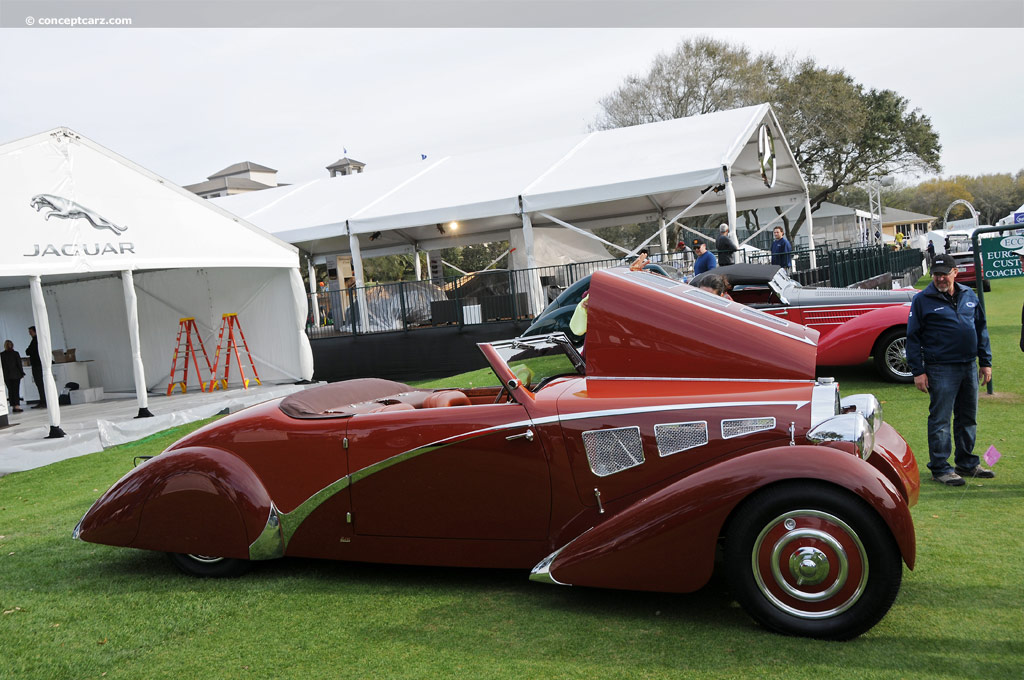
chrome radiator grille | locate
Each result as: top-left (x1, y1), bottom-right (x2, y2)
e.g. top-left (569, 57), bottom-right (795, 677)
top-left (655, 421), bottom-right (708, 457)
top-left (721, 417), bottom-right (776, 439)
top-left (582, 426), bottom-right (644, 477)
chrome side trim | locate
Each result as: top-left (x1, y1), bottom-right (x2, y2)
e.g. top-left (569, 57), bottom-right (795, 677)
top-left (587, 376), bottom-right (815, 384)
top-left (248, 502), bottom-right (284, 560)
top-left (530, 527), bottom-right (598, 586)
top-left (253, 399), bottom-right (812, 558)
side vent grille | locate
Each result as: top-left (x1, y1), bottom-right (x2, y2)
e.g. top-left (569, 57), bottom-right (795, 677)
top-left (655, 421), bottom-right (708, 457)
top-left (722, 417), bottom-right (776, 439)
top-left (582, 426), bottom-right (644, 477)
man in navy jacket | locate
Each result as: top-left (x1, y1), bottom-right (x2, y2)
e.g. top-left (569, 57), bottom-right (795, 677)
top-left (770, 227), bottom-right (792, 269)
top-left (906, 254), bottom-right (994, 486)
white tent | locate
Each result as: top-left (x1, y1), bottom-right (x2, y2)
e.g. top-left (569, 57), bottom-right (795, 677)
top-left (996, 203), bottom-right (1024, 227)
top-left (215, 104), bottom-right (814, 320)
top-left (0, 128), bottom-right (314, 438)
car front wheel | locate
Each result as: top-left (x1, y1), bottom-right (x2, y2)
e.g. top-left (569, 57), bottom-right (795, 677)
top-left (873, 329), bottom-right (913, 383)
top-left (168, 552), bottom-right (251, 578)
top-left (724, 482), bottom-right (903, 640)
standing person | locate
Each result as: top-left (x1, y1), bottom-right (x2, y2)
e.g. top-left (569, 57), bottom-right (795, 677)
top-left (25, 326), bottom-right (46, 409)
top-left (693, 241), bottom-right (717, 276)
top-left (770, 227), bottom-right (792, 269)
top-left (926, 239), bottom-right (936, 266)
top-left (715, 223), bottom-right (738, 266)
top-left (1016, 245), bottom-right (1024, 353)
top-left (2, 340), bottom-right (25, 413)
top-left (906, 254), bottom-right (994, 486)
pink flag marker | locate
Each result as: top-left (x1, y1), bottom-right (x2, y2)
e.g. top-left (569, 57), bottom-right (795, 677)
top-left (984, 445), bottom-right (1002, 467)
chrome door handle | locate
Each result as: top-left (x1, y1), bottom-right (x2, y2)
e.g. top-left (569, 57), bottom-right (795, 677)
top-left (506, 429), bottom-right (534, 442)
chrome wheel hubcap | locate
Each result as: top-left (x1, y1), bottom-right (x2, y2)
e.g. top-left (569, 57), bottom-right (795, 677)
top-left (751, 509), bottom-right (869, 619)
top-left (886, 337), bottom-right (911, 377)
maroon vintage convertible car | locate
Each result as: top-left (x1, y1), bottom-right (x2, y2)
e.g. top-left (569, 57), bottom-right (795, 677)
top-left (75, 268), bottom-right (920, 640)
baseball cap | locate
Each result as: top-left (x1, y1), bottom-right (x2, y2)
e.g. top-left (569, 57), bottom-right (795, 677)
top-left (931, 254), bottom-right (955, 274)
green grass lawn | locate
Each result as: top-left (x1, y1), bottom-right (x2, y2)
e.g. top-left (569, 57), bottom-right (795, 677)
top-left (2, 279), bottom-right (1022, 679)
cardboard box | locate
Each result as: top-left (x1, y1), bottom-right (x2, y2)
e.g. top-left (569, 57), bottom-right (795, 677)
top-left (69, 386), bottom-right (103, 405)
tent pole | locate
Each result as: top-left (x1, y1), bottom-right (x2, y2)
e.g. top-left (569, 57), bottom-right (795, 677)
top-left (724, 167), bottom-right (738, 240)
top-left (658, 213), bottom-right (668, 257)
top-left (805, 193), bottom-right (817, 269)
top-left (349, 230), bottom-right (370, 332)
top-left (519, 198), bottom-right (544, 317)
top-left (307, 259), bottom-right (321, 327)
top-left (121, 270), bottom-right (153, 418)
top-left (28, 275), bottom-right (64, 438)
top-left (413, 248), bottom-right (422, 281)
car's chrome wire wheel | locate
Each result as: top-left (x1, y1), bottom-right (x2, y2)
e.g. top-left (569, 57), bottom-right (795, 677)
top-left (187, 554), bottom-right (225, 564)
top-left (750, 509), bottom-right (868, 620)
top-left (884, 336), bottom-right (911, 379)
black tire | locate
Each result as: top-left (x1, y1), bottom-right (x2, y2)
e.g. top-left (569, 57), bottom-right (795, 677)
top-left (723, 482), bottom-right (903, 640)
top-left (873, 328), bottom-right (913, 383)
top-left (168, 552), bottom-right (251, 578)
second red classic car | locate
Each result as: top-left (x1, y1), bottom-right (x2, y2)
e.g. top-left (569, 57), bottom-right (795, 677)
top-left (75, 268), bottom-right (920, 640)
top-left (526, 263), bottom-right (918, 382)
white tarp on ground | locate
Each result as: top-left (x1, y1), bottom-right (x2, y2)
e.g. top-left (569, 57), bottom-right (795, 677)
top-left (215, 103), bottom-right (808, 262)
top-left (0, 128), bottom-right (314, 435)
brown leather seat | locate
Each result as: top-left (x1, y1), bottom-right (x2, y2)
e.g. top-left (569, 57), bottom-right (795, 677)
top-left (422, 390), bottom-right (471, 408)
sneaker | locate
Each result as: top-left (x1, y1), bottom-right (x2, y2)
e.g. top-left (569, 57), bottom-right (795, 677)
top-left (933, 471), bottom-right (965, 486)
top-left (955, 465), bottom-right (995, 479)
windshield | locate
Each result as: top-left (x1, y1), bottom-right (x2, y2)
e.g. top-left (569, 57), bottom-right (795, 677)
top-left (488, 334), bottom-right (585, 389)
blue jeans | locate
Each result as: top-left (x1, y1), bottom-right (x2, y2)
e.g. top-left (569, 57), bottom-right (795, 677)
top-left (925, 362), bottom-right (979, 476)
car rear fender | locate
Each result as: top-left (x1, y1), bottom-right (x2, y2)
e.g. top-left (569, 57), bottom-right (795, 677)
top-left (74, 447), bottom-right (273, 560)
top-left (816, 305), bottom-right (910, 366)
top-left (536, 445), bottom-right (915, 593)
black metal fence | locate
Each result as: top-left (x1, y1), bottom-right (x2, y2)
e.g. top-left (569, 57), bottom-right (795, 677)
top-left (305, 245), bottom-right (923, 339)
top-left (827, 246), bottom-right (923, 288)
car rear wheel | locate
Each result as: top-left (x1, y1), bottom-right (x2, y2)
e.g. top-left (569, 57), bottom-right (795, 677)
top-left (873, 329), bottom-right (913, 383)
top-left (724, 482), bottom-right (902, 640)
top-left (168, 552), bottom-right (250, 578)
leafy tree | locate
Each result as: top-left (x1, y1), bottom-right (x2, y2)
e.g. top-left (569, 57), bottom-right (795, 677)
top-left (958, 173), bottom-right (1024, 225)
top-left (594, 37), bottom-right (942, 241)
top-left (887, 178), bottom-right (974, 220)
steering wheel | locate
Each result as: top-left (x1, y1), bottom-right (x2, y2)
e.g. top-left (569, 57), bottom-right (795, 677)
top-left (494, 384), bottom-right (509, 403)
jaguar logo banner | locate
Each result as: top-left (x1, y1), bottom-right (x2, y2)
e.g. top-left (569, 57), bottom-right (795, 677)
top-left (24, 193), bottom-right (136, 259)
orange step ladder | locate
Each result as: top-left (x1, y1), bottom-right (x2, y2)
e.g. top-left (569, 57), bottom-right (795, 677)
top-left (210, 313), bottom-right (262, 390)
top-left (167, 318), bottom-right (213, 395)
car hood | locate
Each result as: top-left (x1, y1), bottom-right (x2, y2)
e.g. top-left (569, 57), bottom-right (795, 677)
top-left (584, 268), bottom-right (819, 381)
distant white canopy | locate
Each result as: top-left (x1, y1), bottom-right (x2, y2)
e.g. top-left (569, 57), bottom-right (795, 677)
top-left (216, 104), bottom-right (810, 262)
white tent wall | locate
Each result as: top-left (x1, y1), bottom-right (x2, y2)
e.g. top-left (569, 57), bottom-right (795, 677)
top-left (509, 226), bottom-right (616, 270)
top-left (0, 268), bottom-right (309, 396)
top-left (134, 267), bottom-right (309, 391)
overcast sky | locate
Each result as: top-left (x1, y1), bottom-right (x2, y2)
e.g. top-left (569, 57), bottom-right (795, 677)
top-left (1, 27), bottom-right (1021, 188)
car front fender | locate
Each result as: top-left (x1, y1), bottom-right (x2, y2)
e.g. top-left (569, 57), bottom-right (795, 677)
top-left (535, 445), bottom-right (915, 593)
top-left (74, 446), bottom-right (273, 560)
top-left (816, 305), bottom-right (910, 366)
